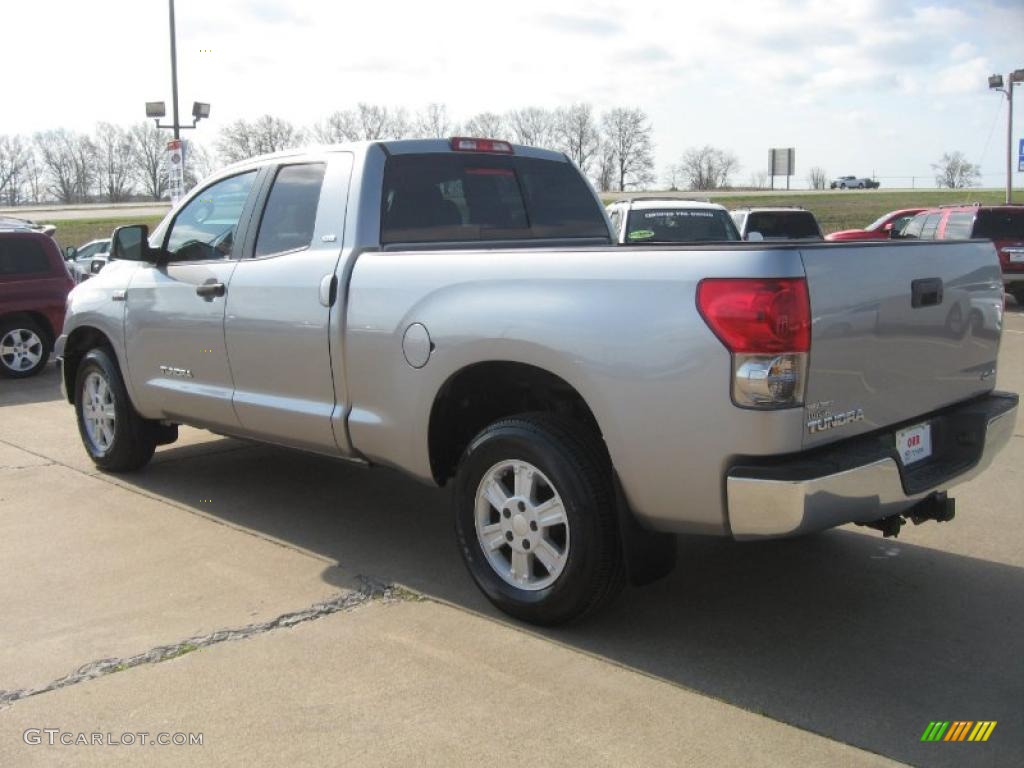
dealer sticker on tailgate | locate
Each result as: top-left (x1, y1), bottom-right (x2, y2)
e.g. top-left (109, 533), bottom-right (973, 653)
top-left (896, 423), bottom-right (932, 465)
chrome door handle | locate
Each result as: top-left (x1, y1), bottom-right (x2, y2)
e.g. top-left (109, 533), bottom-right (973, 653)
top-left (112, 290), bottom-right (126, 302)
top-left (319, 274), bottom-right (338, 307)
top-left (196, 282), bottom-right (226, 298)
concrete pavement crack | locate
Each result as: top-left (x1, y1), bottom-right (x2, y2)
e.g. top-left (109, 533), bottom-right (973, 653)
top-left (0, 577), bottom-right (409, 711)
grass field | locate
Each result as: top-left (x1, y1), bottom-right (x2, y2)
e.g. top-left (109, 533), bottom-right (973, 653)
top-left (39, 189), bottom-right (1023, 249)
top-left (49, 216), bottom-right (166, 251)
top-left (603, 189), bottom-right (1021, 234)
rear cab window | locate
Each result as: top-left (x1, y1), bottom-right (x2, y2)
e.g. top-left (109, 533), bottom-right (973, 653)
top-left (625, 209), bottom-right (740, 243)
top-left (972, 209), bottom-right (1024, 241)
top-left (746, 211), bottom-right (821, 239)
top-left (380, 153), bottom-right (609, 245)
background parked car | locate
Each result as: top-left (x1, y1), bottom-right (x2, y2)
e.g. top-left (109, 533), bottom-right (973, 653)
top-left (0, 216), bottom-right (57, 236)
top-left (0, 229), bottom-right (75, 377)
top-left (64, 239), bottom-right (111, 282)
top-left (607, 198), bottom-right (741, 243)
top-left (825, 208), bottom-right (926, 241)
top-left (830, 175), bottom-right (880, 189)
top-left (730, 207), bottom-right (824, 241)
top-left (899, 204), bottom-right (1024, 305)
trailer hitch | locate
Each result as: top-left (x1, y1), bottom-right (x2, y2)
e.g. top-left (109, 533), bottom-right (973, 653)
top-left (857, 492), bottom-right (956, 538)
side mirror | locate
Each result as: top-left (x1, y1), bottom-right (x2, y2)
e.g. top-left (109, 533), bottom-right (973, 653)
top-left (746, 231), bottom-right (764, 242)
top-left (110, 224), bottom-right (152, 262)
top-left (64, 245), bottom-right (77, 260)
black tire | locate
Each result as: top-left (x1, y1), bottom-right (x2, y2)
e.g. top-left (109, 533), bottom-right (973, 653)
top-left (840, 183), bottom-right (847, 189)
top-left (1009, 286), bottom-right (1024, 308)
top-left (454, 413), bottom-right (624, 625)
top-left (0, 316), bottom-right (50, 379)
top-left (74, 347), bottom-right (156, 472)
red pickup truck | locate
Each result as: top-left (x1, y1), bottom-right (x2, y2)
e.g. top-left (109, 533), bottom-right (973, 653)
top-left (0, 229), bottom-right (75, 378)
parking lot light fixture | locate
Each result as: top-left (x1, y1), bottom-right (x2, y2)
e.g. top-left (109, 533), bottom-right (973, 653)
top-left (988, 69), bottom-right (1023, 204)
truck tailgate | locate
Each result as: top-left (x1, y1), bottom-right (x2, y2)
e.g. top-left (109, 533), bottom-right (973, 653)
top-left (800, 240), bottom-right (1004, 449)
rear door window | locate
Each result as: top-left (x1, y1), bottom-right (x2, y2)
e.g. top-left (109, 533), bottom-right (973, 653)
top-left (942, 212), bottom-right (975, 240)
top-left (919, 213), bottom-right (942, 240)
top-left (381, 153), bottom-right (609, 244)
top-left (0, 238), bottom-right (50, 276)
top-left (902, 213), bottom-right (927, 239)
top-left (254, 163), bottom-right (327, 257)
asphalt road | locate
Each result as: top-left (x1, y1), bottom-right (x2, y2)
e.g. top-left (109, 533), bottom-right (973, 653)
top-left (0, 306), bottom-right (1021, 766)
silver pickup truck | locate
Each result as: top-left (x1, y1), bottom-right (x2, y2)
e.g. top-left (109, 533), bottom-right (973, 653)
top-left (56, 138), bottom-right (1017, 625)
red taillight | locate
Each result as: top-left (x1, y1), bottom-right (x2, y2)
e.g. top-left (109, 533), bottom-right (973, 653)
top-left (697, 278), bottom-right (811, 354)
top-left (450, 137), bottom-right (514, 154)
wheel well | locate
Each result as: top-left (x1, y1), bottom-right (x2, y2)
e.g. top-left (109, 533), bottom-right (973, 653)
top-left (0, 310), bottom-right (55, 343)
top-left (428, 361), bottom-right (603, 484)
top-left (61, 326), bottom-right (115, 404)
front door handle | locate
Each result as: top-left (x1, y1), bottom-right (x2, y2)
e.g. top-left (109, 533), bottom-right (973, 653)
top-left (196, 282), bottom-right (226, 299)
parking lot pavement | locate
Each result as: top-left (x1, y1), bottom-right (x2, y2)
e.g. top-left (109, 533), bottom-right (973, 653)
top-left (0, 307), bottom-right (1021, 766)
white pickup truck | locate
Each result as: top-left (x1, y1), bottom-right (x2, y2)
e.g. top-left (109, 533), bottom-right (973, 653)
top-left (56, 138), bottom-right (1017, 624)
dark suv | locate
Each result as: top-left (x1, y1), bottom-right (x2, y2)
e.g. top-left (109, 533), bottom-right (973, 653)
top-left (0, 230), bottom-right (75, 378)
top-left (901, 205), bottom-right (1024, 304)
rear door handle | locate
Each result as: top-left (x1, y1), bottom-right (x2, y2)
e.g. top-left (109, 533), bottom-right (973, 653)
top-left (911, 278), bottom-right (943, 308)
top-left (319, 274), bottom-right (338, 307)
top-left (196, 282), bottom-right (226, 298)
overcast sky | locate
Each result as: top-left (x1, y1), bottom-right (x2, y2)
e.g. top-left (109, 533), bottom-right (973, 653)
top-left (7, 0), bottom-right (1023, 188)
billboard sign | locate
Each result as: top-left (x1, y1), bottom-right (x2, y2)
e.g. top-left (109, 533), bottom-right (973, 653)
top-left (769, 147), bottom-right (795, 176)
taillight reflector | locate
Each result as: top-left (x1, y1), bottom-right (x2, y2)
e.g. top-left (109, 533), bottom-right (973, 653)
top-left (450, 137), bottom-right (514, 154)
top-left (697, 278), bottom-right (811, 354)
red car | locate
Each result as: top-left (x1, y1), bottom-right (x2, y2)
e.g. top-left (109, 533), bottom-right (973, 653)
top-left (825, 208), bottom-right (926, 241)
top-left (0, 229), bottom-right (75, 378)
top-left (899, 204), bottom-right (1024, 305)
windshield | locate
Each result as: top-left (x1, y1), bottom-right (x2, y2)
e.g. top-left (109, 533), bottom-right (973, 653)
top-left (973, 210), bottom-right (1024, 240)
top-left (746, 211), bottom-right (822, 239)
top-left (625, 208), bottom-right (740, 243)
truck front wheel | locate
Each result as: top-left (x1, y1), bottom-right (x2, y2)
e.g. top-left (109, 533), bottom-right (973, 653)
top-left (74, 347), bottom-right (157, 472)
top-left (453, 413), bottom-right (624, 625)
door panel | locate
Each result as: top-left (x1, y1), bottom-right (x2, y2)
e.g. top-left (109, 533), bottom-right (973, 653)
top-left (125, 170), bottom-right (260, 427)
top-left (225, 153), bottom-right (353, 455)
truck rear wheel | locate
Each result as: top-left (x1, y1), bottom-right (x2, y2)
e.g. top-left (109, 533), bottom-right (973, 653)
top-left (74, 347), bottom-right (157, 472)
top-left (453, 413), bottom-right (624, 625)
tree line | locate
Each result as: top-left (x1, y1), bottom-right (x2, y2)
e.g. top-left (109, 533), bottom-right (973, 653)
top-left (0, 102), bottom-right (982, 205)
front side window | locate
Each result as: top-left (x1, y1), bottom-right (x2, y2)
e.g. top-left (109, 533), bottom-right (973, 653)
top-left (254, 163), bottom-right (327, 257)
top-left (165, 171), bottom-right (257, 261)
top-left (625, 208), bottom-right (740, 243)
top-left (380, 153), bottom-right (609, 244)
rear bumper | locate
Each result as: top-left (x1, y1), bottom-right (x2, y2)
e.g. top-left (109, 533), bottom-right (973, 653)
top-left (726, 392), bottom-right (1018, 539)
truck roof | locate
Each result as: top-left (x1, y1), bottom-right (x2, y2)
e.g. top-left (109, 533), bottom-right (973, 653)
top-left (220, 139), bottom-right (568, 174)
top-left (610, 198), bottom-right (726, 212)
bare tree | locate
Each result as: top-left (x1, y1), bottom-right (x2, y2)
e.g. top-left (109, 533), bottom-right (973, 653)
top-left (34, 129), bottom-right (95, 203)
top-left (601, 108), bottom-right (655, 192)
top-left (0, 135), bottom-right (32, 205)
top-left (807, 166), bottom-right (828, 190)
top-left (183, 140), bottom-right (216, 191)
top-left (311, 104), bottom-right (409, 142)
top-left (677, 145), bottom-right (738, 191)
top-left (932, 151), bottom-right (980, 189)
top-left (506, 107), bottom-right (556, 148)
top-left (217, 116), bottom-right (302, 163)
top-left (311, 111), bottom-right (360, 143)
top-left (463, 112), bottom-right (507, 139)
top-left (663, 164), bottom-right (685, 191)
top-left (94, 123), bottom-right (135, 202)
top-left (553, 103), bottom-right (600, 174)
top-left (749, 169), bottom-right (768, 189)
top-left (413, 103), bottom-right (455, 138)
top-left (594, 141), bottom-right (617, 193)
top-left (130, 122), bottom-right (169, 200)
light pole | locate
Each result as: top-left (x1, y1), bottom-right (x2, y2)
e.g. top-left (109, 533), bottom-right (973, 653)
top-left (143, 0), bottom-right (210, 203)
top-left (988, 68), bottom-right (1024, 204)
